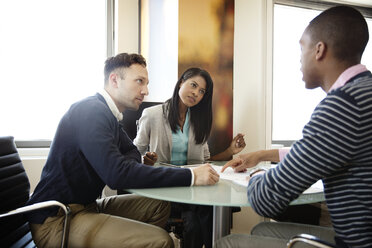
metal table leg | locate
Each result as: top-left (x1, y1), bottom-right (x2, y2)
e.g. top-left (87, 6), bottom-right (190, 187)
top-left (212, 206), bottom-right (231, 246)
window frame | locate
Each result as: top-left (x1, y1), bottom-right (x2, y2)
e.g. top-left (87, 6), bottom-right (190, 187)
top-left (276, 0), bottom-right (372, 18)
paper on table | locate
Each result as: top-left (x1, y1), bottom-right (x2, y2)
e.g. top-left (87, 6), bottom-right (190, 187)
top-left (211, 165), bottom-right (251, 187)
top-left (211, 165), bottom-right (324, 194)
top-left (303, 180), bottom-right (324, 194)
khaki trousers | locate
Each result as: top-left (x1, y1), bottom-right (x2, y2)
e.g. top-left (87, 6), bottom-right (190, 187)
top-left (30, 194), bottom-right (173, 248)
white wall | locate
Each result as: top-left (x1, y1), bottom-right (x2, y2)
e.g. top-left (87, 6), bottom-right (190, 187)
top-left (231, 0), bottom-right (274, 233)
top-left (234, 0), bottom-right (273, 154)
top-left (115, 0), bottom-right (139, 53)
top-left (23, 159), bottom-right (45, 193)
top-left (18, 148), bottom-right (49, 193)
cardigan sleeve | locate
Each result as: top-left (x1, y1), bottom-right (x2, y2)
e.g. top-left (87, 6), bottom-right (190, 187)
top-left (133, 107), bottom-right (151, 155)
top-left (203, 143), bottom-right (210, 160)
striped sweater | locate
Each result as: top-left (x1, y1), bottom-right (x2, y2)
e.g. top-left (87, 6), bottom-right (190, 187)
top-left (248, 71), bottom-right (372, 248)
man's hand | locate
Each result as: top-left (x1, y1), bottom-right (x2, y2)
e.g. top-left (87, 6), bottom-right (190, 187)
top-left (221, 149), bottom-right (280, 173)
top-left (143, 152), bottom-right (158, 165)
top-left (221, 151), bottom-right (263, 172)
top-left (192, 164), bottom-right (220, 186)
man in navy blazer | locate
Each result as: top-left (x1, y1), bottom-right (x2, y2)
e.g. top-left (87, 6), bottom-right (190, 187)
top-left (27, 53), bottom-right (219, 248)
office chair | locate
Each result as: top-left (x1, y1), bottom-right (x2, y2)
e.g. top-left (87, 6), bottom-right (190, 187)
top-left (287, 234), bottom-right (337, 248)
top-left (117, 101), bottom-right (163, 195)
top-left (0, 136), bottom-right (71, 248)
top-left (120, 101), bottom-right (163, 140)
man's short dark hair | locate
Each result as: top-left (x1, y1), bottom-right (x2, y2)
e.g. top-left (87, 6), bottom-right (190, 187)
top-left (104, 53), bottom-right (147, 83)
top-left (307, 5), bottom-right (369, 63)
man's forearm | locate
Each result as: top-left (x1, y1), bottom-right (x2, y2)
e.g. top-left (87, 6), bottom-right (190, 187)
top-left (256, 149), bottom-right (280, 163)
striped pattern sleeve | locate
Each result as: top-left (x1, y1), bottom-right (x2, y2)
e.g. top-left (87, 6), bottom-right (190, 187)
top-left (247, 74), bottom-right (372, 247)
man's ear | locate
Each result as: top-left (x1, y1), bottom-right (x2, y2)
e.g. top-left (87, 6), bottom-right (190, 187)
top-left (315, 41), bottom-right (326, 60)
top-left (109, 73), bottom-right (119, 88)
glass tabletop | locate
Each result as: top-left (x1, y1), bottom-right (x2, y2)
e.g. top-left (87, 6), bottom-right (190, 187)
top-left (127, 178), bottom-right (325, 207)
top-left (128, 162), bottom-right (324, 206)
top-left (128, 179), bottom-right (250, 207)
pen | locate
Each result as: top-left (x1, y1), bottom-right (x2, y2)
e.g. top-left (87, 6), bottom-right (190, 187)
top-left (158, 162), bottom-right (179, 167)
top-left (181, 164), bottom-right (201, 168)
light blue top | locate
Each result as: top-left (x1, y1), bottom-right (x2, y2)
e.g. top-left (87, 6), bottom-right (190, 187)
top-left (134, 104), bottom-right (210, 163)
top-left (171, 110), bottom-right (190, 165)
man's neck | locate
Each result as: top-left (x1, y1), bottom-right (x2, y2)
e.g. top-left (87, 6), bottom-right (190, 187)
top-left (327, 64), bottom-right (368, 93)
top-left (100, 88), bottom-right (123, 121)
top-left (321, 61), bottom-right (357, 92)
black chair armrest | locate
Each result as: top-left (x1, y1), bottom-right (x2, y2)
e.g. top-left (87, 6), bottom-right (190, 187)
top-left (0, 200), bottom-right (71, 248)
top-left (287, 233), bottom-right (336, 248)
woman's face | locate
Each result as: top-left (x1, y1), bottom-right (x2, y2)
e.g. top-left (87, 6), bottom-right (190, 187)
top-left (178, 75), bottom-right (207, 108)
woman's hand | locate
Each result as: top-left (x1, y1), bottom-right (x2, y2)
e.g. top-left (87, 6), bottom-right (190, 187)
top-left (143, 152), bottom-right (158, 165)
top-left (228, 133), bottom-right (246, 155)
top-left (209, 133), bottom-right (246, 161)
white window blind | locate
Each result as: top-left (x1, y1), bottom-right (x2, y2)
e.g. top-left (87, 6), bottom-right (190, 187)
top-left (0, 0), bottom-right (107, 145)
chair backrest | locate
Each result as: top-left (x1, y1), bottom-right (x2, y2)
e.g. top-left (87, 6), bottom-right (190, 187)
top-left (117, 101), bottom-right (163, 195)
top-left (0, 136), bottom-right (35, 247)
top-left (120, 101), bottom-right (163, 140)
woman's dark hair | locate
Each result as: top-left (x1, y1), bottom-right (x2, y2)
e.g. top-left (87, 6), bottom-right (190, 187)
top-left (163, 67), bottom-right (214, 144)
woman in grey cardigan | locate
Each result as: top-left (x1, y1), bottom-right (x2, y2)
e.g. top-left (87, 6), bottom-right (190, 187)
top-left (134, 67), bottom-right (245, 248)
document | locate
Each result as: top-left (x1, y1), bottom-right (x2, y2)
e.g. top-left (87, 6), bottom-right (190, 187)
top-left (211, 164), bottom-right (251, 187)
top-left (211, 164), bottom-right (324, 194)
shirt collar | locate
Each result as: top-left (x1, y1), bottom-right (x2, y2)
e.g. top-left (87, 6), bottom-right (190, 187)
top-left (98, 89), bottom-right (123, 121)
top-left (328, 64), bottom-right (368, 93)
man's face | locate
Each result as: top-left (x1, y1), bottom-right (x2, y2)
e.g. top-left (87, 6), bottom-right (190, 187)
top-left (299, 30), bottom-right (321, 89)
top-left (114, 64), bottom-right (149, 112)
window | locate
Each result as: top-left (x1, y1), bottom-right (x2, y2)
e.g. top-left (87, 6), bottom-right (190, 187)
top-left (0, 0), bottom-right (107, 146)
top-left (272, 3), bottom-right (372, 145)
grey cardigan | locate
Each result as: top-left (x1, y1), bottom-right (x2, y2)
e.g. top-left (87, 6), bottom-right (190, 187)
top-left (133, 104), bottom-right (210, 162)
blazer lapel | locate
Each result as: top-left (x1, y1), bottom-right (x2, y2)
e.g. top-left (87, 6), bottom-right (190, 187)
top-left (163, 109), bottom-right (173, 159)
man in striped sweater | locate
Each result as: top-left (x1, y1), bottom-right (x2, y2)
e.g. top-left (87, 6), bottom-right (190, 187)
top-left (216, 5), bottom-right (372, 248)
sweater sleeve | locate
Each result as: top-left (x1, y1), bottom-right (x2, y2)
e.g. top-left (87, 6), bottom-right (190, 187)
top-left (74, 102), bottom-right (192, 189)
top-left (247, 91), bottom-right (359, 218)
